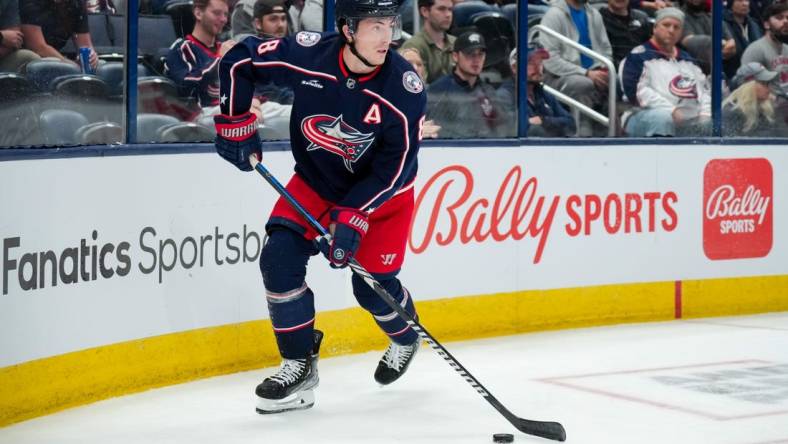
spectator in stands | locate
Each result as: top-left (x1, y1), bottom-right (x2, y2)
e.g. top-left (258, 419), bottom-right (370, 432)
top-left (427, 31), bottom-right (512, 138)
top-left (741, 1), bottom-right (788, 95)
top-left (398, 47), bottom-right (441, 138)
top-left (498, 47), bottom-right (576, 137)
top-left (231, 0), bottom-right (288, 41)
top-left (635, 0), bottom-right (673, 16)
top-left (400, 0), bottom-right (455, 84)
top-left (723, 0), bottom-right (763, 80)
top-left (85, 0), bottom-right (116, 13)
top-left (723, 62), bottom-right (781, 136)
top-left (247, 0), bottom-right (295, 115)
top-left (679, 0), bottom-right (736, 73)
top-left (600, 0), bottom-right (653, 67)
top-left (621, 7), bottom-right (712, 136)
top-left (540, 0), bottom-right (613, 136)
top-left (167, 0), bottom-right (232, 110)
top-left (167, 0), bottom-right (281, 127)
top-left (281, 0), bottom-right (324, 33)
top-left (0, 0), bottom-right (40, 72)
top-left (399, 47), bottom-right (427, 79)
top-left (20, 0), bottom-right (99, 71)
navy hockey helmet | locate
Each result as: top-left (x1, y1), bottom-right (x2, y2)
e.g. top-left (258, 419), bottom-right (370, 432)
top-left (335, 0), bottom-right (403, 40)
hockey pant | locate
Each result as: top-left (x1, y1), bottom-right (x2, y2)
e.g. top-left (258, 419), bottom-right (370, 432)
top-left (260, 227), bottom-right (418, 359)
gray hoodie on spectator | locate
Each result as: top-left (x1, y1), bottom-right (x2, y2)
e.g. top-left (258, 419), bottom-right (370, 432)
top-left (539, 0), bottom-right (613, 77)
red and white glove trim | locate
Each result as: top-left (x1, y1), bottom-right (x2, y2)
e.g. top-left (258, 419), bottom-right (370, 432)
top-left (331, 207), bottom-right (369, 237)
top-left (214, 112), bottom-right (257, 142)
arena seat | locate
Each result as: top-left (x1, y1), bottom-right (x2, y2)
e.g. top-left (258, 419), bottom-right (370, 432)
top-left (96, 62), bottom-right (150, 97)
top-left (158, 121), bottom-right (213, 142)
top-left (501, 3), bottom-right (517, 29)
top-left (25, 60), bottom-right (81, 92)
top-left (450, 1), bottom-right (496, 34)
top-left (137, 113), bottom-right (180, 142)
top-left (164, 0), bottom-right (195, 39)
top-left (139, 14), bottom-right (179, 60)
top-left (76, 121), bottom-right (124, 144)
top-left (0, 73), bottom-right (35, 103)
top-left (52, 75), bottom-right (109, 98)
top-left (472, 12), bottom-right (516, 68)
top-left (39, 109), bottom-right (90, 145)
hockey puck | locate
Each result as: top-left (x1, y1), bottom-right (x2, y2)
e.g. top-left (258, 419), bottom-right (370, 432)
top-left (492, 433), bottom-right (514, 443)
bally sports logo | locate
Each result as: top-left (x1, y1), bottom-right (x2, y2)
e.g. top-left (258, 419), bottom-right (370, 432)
top-left (703, 158), bottom-right (773, 260)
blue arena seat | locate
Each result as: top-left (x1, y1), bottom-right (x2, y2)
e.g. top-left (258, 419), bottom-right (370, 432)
top-left (25, 59), bottom-right (81, 91)
top-left (52, 75), bottom-right (109, 98)
top-left (472, 12), bottom-right (516, 68)
top-left (399, 0), bottom-right (416, 36)
top-left (76, 121), bottom-right (124, 144)
top-left (158, 121), bottom-right (213, 142)
top-left (97, 62), bottom-right (150, 97)
top-left (451, 1), bottom-right (496, 33)
top-left (137, 113), bottom-right (180, 142)
top-left (139, 15), bottom-right (178, 58)
top-left (0, 73), bottom-right (35, 102)
top-left (39, 109), bottom-right (90, 145)
top-left (502, 3), bottom-right (517, 29)
top-left (164, 0), bottom-right (195, 39)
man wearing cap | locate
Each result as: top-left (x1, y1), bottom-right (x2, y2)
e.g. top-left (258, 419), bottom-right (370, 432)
top-left (232, 0), bottom-right (289, 41)
top-left (400, 0), bottom-right (455, 84)
top-left (497, 47), bottom-right (576, 137)
top-left (427, 31), bottom-right (511, 138)
top-left (540, 0), bottom-right (613, 137)
top-left (741, 1), bottom-right (788, 95)
top-left (621, 7), bottom-right (712, 136)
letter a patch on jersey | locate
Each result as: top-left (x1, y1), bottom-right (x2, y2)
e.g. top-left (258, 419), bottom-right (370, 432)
top-left (363, 103), bottom-right (382, 125)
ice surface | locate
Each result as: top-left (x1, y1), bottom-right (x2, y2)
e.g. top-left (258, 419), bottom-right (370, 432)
top-left (2, 313), bottom-right (787, 444)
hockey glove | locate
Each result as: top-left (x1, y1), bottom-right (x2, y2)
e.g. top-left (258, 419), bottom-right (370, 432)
top-left (320, 207), bottom-right (369, 269)
top-left (214, 112), bottom-right (261, 171)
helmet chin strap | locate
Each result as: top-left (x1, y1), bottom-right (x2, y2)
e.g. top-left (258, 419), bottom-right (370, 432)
top-left (346, 34), bottom-right (381, 69)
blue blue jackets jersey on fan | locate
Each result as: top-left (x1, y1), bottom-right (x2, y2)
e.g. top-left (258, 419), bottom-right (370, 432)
top-left (166, 34), bottom-right (221, 107)
top-left (218, 31), bottom-right (427, 213)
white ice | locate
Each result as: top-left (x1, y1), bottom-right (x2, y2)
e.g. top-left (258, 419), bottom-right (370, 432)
top-left (2, 312), bottom-right (787, 444)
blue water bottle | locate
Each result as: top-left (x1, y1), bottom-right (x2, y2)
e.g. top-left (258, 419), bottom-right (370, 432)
top-left (79, 47), bottom-right (93, 74)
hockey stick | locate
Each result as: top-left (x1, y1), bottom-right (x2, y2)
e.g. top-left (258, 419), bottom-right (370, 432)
top-left (249, 156), bottom-right (567, 442)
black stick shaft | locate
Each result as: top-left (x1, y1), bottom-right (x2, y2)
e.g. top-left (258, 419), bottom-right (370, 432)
top-left (251, 159), bottom-right (566, 442)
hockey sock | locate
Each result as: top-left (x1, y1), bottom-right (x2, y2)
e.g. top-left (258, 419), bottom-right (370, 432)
top-left (352, 274), bottom-right (419, 345)
top-left (266, 284), bottom-right (315, 359)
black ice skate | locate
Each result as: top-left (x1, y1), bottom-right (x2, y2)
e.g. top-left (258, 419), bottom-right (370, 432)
top-left (374, 338), bottom-right (420, 385)
top-left (255, 330), bottom-right (323, 414)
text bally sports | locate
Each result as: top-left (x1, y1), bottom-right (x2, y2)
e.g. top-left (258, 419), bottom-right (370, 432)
top-left (410, 165), bottom-right (679, 264)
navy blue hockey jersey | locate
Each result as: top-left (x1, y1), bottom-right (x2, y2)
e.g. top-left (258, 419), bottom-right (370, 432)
top-left (218, 31), bottom-right (427, 213)
top-left (166, 35), bottom-right (221, 107)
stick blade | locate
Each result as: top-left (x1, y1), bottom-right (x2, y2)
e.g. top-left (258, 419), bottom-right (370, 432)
top-left (514, 418), bottom-right (566, 442)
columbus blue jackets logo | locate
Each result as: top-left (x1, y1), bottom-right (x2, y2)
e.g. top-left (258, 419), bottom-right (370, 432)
top-left (669, 75), bottom-right (698, 99)
top-left (296, 31), bottom-right (321, 47)
top-left (403, 71), bottom-right (423, 94)
top-left (301, 114), bottom-right (375, 172)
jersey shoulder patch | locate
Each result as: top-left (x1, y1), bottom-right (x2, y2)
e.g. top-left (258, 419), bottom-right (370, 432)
top-left (402, 70), bottom-right (424, 94)
top-left (296, 31), bottom-right (321, 47)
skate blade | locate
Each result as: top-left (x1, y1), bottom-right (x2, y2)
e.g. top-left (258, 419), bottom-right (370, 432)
top-left (255, 389), bottom-right (315, 414)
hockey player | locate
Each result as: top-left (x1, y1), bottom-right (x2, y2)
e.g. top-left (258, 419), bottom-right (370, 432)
top-left (213, 0), bottom-right (427, 414)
